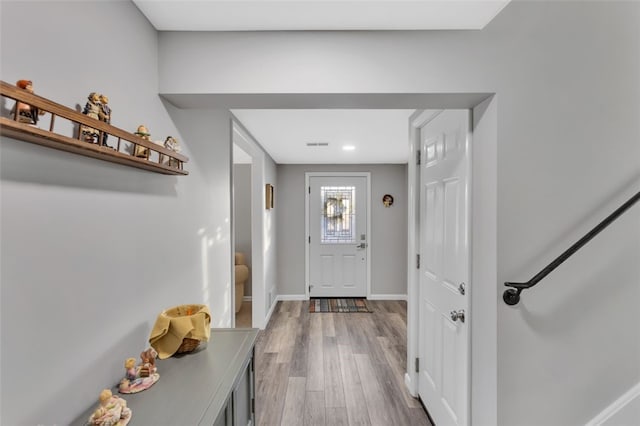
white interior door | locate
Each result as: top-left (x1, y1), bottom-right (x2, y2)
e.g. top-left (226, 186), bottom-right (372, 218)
top-left (308, 174), bottom-right (368, 297)
top-left (418, 110), bottom-right (471, 426)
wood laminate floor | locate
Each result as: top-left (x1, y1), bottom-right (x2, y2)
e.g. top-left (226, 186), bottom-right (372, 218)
top-left (255, 300), bottom-right (432, 426)
top-left (236, 301), bottom-right (252, 328)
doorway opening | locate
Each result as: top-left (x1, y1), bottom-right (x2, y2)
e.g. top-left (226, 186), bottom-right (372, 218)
top-left (195, 92), bottom-right (498, 425)
top-left (233, 143), bottom-right (253, 327)
top-left (231, 118), bottom-right (269, 329)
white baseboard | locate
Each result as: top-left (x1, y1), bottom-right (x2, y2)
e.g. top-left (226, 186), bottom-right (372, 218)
top-left (278, 294), bottom-right (307, 301)
top-left (368, 294), bottom-right (408, 301)
top-left (405, 372), bottom-right (418, 397)
top-left (262, 294), bottom-right (306, 327)
top-left (242, 296), bottom-right (252, 302)
top-left (586, 382), bottom-right (640, 426)
top-left (263, 298), bottom-right (278, 329)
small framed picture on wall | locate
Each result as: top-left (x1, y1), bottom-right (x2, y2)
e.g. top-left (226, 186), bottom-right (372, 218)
top-left (265, 183), bottom-right (274, 209)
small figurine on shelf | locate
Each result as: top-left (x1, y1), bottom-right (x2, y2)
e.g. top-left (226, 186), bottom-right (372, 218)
top-left (118, 348), bottom-right (160, 394)
top-left (98, 94), bottom-right (113, 148)
top-left (87, 389), bottom-right (132, 426)
top-left (81, 92), bottom-right (101, 143)
top-left (133, 125), bottom-right (151, 158)
top-left (164, 136), bottom-right (181, 168)
top-left (12, 80), bottom-right (45, 125)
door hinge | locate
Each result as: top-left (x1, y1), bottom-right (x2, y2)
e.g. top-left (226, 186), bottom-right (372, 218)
top-left (308, 236), bottom-right (311, 244)
top-left (415, 357), bottom-right (420, 373)
top-left (251, 398), bottom-right (255, 414)
top-left (416, 149), bottom-right (421, 166)
top-left (416, 254), bottom-right (420, 269)
top-left (308, 186), bottom-right (311, 194)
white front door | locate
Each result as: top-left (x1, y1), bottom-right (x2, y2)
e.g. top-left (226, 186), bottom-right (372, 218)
top-left (418, 110), bottom-right (471, 426)
top-left (307, 174), bottom-right (368, 297)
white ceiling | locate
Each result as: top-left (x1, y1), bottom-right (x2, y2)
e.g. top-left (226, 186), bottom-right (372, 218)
top-left (139, 1), bottom-right (509, 164)
top-left (232, 109), bottom-right (414, 164)
top-left (134, 0), bottom-right (511, 31)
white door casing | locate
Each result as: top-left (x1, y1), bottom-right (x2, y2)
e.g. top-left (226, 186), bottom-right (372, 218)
top-left (418, 110), bottom-right (471, 426)
top-left (306, 173), bottom-right (370, 298)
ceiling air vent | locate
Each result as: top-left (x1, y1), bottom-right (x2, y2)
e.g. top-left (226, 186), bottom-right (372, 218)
top-left (306, 142), bottom-right (329, 147)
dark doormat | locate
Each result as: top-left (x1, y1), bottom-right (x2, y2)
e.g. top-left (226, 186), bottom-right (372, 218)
top-left (309, 298), bottom-right (372, 313)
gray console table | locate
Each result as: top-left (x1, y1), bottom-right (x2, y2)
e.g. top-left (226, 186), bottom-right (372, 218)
top-left (71, 328), bottom-right (259, 426)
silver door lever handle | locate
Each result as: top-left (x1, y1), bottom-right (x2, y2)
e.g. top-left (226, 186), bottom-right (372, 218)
top-left (356, 243), bottom-right (367, 249)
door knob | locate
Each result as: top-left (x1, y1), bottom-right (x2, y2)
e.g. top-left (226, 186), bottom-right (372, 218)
top-left (356, 243), bottom-right (367, 249)
top-left (450, 310), bottom-right (465, 323)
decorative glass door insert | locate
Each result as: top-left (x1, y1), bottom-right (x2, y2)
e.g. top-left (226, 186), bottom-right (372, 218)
top-left (320, 186), bottom-right (356, 244)
top-left (308, 174), bottom-right (368, 298)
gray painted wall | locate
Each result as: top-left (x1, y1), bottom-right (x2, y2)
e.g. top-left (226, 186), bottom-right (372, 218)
top-left (277, 164), bottom-right (408, 297)
top-left (601, 392), bottom-right (640, 426)
top-left (234, 164), bottom-right (252, 296)
top-left (0, 2), bottom-right (232, 425)
top-left (158, 2), bottom-right (640, 424)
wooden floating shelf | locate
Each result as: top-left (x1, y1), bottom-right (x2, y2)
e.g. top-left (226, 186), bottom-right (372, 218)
top-left (0, 80), bottom-right (188, 176)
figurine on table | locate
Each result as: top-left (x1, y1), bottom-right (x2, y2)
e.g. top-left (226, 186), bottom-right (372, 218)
top-left (98, 94), bottom-right (112, 148)
top-left (88, 389), bottom-right (131, 426)
top-left (81, 92), bottom-right (101, 143)
top-left (124, 357), bottom-right (137, 381)
top-left (133, 125), bottom-right (151, 158)
top-left (12, 80), bottom-right (45, 125)
top-left (163, 136), bottom-right (181, 168)
top-left (139, 347), bottom-right (157, 377)
top-left (118, 348), bottom-right (160, 394)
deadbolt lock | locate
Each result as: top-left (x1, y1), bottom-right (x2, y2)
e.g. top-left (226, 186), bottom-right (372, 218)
top-left (458, 282), bottom-right (466, 295)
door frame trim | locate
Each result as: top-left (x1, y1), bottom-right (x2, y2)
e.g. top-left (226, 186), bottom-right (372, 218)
top-left (406, 102), bottom-right (498, 426)
top-left (305, 171), bottom-right (372, 300)
top-left (415, 109), bottom-right (472, 425)
top-left (407, 111), bottom-right (442, 406)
